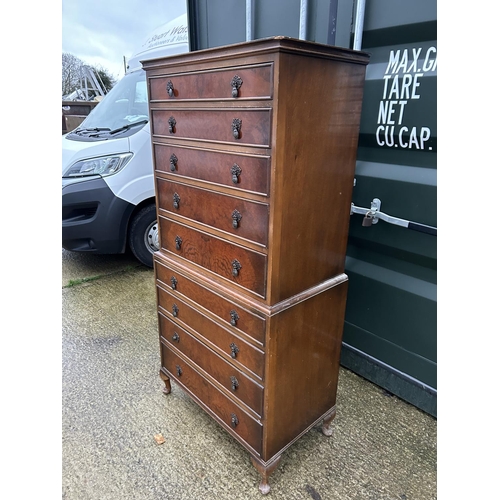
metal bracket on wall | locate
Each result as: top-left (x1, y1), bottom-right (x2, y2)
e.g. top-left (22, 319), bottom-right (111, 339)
top-left (350, 198), bottom-right (437, 236)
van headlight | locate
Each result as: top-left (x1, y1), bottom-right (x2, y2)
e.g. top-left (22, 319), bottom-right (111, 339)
top-left (63, 153), bottom-right (133, 178)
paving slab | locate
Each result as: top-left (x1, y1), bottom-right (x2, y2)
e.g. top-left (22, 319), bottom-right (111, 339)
top-left (62, 250), bottom-right (437, 499)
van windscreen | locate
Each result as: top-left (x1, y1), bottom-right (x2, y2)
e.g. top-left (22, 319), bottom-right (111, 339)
top-left (78, 70), bottom-right (148, 132)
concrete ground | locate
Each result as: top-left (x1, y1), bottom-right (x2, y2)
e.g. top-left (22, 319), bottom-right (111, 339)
top-left (62, 249), bottom-right (437, 500)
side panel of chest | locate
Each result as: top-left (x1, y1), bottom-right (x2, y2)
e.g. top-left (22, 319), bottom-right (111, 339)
top-left (266, 52), bottom-right (367, 303)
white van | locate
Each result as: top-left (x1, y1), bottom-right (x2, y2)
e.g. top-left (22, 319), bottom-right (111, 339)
top-left (62, 13), bottom-right (189, 267)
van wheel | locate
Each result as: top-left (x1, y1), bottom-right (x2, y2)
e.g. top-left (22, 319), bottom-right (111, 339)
top-left (128, 204), bottom-right (159, 268)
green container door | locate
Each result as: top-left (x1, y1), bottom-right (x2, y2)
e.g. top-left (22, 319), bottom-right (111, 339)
top-left (187, 0), bottom-right (437, 416)
top-left (343, 0), bottom-right (437, 416)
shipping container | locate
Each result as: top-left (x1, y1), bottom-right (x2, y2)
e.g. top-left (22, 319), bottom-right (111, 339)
top-left (185, 0), bottom-right (437, 416)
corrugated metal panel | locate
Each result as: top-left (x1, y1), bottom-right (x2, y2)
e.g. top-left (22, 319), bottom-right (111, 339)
top-left (188, 0), bottom-right (356, 49)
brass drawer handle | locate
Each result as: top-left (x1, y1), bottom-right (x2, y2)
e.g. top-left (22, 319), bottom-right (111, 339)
top-left (231, 413), bottom-right (239, 428)
top-left (175, 235), bottom-right (182, 250)
top-left (231, 164), bottom-right (241, 184)
top-left (230, 310), bottom-right (239, 327)
top-left (232, 259), bottom-right (241, 277)
top-left (170, 276), bottom-right (177, 290)
top-left (173, 193), bottom-right (180, 209)
top-left (232, 209), bottom-right (242, 229)
top-left (172, 332), bottom-right (180, 342)
top-left (176, 365), bottom-right (182, 377)
top-left (232, 118), bottom-right (241, 139)
top-left (169, 154), bottom-right (178, 172)
top-left (230, 376), bottom-right (239, 391)
top-left (168, 116), bottom-right (176, 134)
top-left (166, 80), bottom-right (174, 97)
top-left (230, 342), bottom-right (239, 358)
top-left (231, 75), bottom-right (243, 98)
top-left (172, 304), bottom-right (179, 317)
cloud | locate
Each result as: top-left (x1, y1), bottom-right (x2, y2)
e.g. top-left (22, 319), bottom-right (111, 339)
top-left (62, 0), bottom-right (188, 78)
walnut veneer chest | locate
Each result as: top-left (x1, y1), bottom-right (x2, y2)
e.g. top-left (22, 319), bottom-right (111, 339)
top-left (143, 37), bottom-right (369, 494)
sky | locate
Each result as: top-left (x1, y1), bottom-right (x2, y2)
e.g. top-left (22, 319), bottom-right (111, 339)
top-left (62, 0), bottom-right (188, 80)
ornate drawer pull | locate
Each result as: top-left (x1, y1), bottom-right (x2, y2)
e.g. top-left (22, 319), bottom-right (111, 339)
top-left (168, 116), bottom-right (176, 134)
top-left (230, 376), bottom-right (239, 391)
top-left (172, 332), bottom-right (180, 342)
top-left (166, 80), bottom-right (174, 97)
top-left (232, 118), bottom-right (241, 139)
top-left (172, 304), bottom-right (179, 317)
top-left (173, 193), bottom-right (180, 209)
top-left (231, 413), bottom-right (239, 428)
top-left (231, 75), bottom-right (243, 98)
top-left (230, 342), bottom-right (239, 358)
top-left (175, 235), bottom-right (182, 250)
top-left (232, 259), bottom-right (241, 277)
top-left (231, 164), bottom-right (241, 184)
top-left (170, 276), bottom-right (177, 290)
top-left (230, 310), bottom-right (239, 327)
top-left (169, 154), bottom-right (178, 172)
top-left (176, 365), bottom-right (182, 377)
top-left (232, 209), bottom-right (242, 229)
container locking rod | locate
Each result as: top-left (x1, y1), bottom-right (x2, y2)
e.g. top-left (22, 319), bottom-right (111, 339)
top-left (350, 198), bottom-right (437, 236)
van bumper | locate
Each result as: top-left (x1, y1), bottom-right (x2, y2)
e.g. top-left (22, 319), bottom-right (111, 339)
top-left (62, 178), bottom-right (135, 254)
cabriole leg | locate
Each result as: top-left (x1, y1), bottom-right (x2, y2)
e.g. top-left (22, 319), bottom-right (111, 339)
top-left (322, 406), bottom-right (337, 436)
top-left (250, 455), bottom-right (282, 495)
top-left (159, 370), bottom-right (171, 395)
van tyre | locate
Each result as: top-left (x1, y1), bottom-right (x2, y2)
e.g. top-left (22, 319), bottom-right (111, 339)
top-left (128, 204), bottom-right (159, 268)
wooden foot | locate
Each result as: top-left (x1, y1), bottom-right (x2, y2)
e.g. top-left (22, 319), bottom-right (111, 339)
top-left (159, 370), bottom-right (171, 395)
top-left (251, 455), bottom-right (282, 495)
top-left (321, 406), bottom-right (337, 436)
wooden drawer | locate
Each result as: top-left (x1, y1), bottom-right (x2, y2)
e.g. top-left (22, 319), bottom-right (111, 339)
top-left (159, 217), bottom-right (267, 297)
top-left (159, 312), bottom-right (264, 416)
top-left (161, 344), bottom-right (263, 454)
top-left (157, 178), bottom-right (269, 246)
top-left (157, 285), bottom-right (265, 380)
top-left (151, 108), bottom-right (272, 147)
top-left (155, 258), bottom-right (266, 345)
top-left (149, 64), bottom-right (273, 101)
top-left (153, 144), bottom-right (270, 196)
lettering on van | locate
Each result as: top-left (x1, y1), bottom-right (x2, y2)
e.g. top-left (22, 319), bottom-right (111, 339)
top-left (376, 46), bottom-right (436, 150)
top-left (143, 24), bottom-right (189, 49)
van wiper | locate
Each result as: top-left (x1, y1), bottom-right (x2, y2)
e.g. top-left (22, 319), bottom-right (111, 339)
top-left (109, 120), bottom-right (148, 135)
top-left (74, 127), bottom-right (111, 134)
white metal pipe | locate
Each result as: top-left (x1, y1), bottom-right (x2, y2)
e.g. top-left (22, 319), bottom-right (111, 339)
top-left (299, 0), bottom-right (309, 40)
top-left (353, 0), bottom-right (366, 50)
top-left (246, 0), bottom-right (254, 41)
